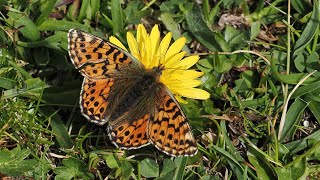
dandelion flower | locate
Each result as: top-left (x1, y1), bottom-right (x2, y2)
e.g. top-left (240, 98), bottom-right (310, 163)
top-left (110, 24), bottom-right (210, 100)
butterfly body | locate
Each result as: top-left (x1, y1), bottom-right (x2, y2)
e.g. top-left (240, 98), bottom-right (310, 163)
top-left (106, 64), bottom-right (162, 127)
top-left (68, 29), bottom-right (198, 156)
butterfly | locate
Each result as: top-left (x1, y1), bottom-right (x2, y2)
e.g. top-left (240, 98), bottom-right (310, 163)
top-left (68, 29), bottom-right (198, 156)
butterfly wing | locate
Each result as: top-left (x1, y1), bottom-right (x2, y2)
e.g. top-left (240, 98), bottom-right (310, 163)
top-left (68, 29), bottom-right (141, 125)
top-left (68, 29), bottom-right (137, 79)
top-left (80, 78), bottom-right (114, 125)
top-left (148, 88), bottom-right (198, 156)
top-left (108, 114), bottom-right (150, 149)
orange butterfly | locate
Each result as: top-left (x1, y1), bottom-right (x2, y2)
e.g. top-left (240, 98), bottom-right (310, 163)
top-left (68, 29), bottom-right (197, 156)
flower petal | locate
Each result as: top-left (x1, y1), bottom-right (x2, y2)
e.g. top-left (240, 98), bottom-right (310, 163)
top-left (137, 24), bottom-right (147, 47)
top-left (127, 32), bottom-right (140, 60)
top-left (144, 35), bottom-right (152, 68)
top-left (158, 32), bottom-right (172, 63)
top-left (109, 36), bottom-right (127, 51)
top-left (150, 25), bottom-right (160, 64)
top-left (175, 88), bottom-right (210, 99)
top-left (170, 70), bottom-right (204, 80)
top-left (164, 37), bottom-right (186, 63)
top-left (174, 55), bottom-right (199, 69)
top-left (164, 52), bottom-right (186, 68)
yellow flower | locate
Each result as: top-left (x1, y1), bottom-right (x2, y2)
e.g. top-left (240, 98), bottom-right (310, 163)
top-left (109, 24), bottom-right (210, 100)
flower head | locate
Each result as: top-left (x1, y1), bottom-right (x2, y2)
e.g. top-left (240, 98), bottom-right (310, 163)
top-left (109, 24), bottom-right (210, 100)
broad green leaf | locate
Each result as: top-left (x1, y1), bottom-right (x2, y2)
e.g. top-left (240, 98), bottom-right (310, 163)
top-left (248, 152), bottom-right (272, 180)
top-left (279, 98), bottom-right (309, 142)
top-left (274, 167), bottom-right (291, 179)
top-left (185, 4), bottom-right (229, 52)
top-left (6, 11), bottom-right (40, 41)
top-left (104, 154), bottom-right (120, 169)
top-left (294, 54), bottom-right (306, 72)
top-left (2, 78), bottom-right (47, 100)
top-left (37, 20), bottom-right (90, 31)
top-left (111, 0), bottom-right (124, 36)
top-left (0, 77), bottom-right (16, 89)
top-left (291, 80), bottom-right (320, 99)
top-left (250, 21), bottom-right (261, 40)
top-left (308, 100), bottom-right (320, 124)
top-left (173, 157), bottom-right (187, 180)
top-left (140, 158), bottom-right (159, 178)
top-left (121, 161), bottom-right (134, 179)
top-left (156, 159), bottom-right (175, 180)
top-left (54, 158), bottom-right (94, 180)
top-left (285, 130), bottom-right (320, 155)
top-left (306, 52), bottom-right (320, 77)
top-left (213, 54), bottom-right (233, 73)
top-left (293, 1), bottom-right (320, 57)
top-left (0, 147), bottom-right (37, 177)
top-left (161, 13), bottom-right (189, 53)
top-left (291, 157), bottom-right (307, 179)
top-left (125, 1), bottom-right (151, 24)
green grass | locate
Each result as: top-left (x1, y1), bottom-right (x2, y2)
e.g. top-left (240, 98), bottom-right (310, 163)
top-left (1, 0), bottom-right (320, 179)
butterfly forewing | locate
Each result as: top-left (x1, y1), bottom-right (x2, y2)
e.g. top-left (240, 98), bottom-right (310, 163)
top-left (148, 89), bottom-right (198, 156)
top-left (68, 29), bottom-right (133, 79)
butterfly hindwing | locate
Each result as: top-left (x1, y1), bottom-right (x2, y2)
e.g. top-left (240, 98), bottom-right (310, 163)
top-left (148, 88), bottom-right (198, 156)
top-left (68, 29), bottom-right (134, 79)
top-left (108, 114), bottom-right (150, 149)
top-left (80, 77), bottom-right (113, 125)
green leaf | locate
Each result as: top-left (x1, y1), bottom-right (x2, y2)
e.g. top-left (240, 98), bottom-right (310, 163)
top-left (306, 52), bottom-right (320, 77)
top-left (224, 25), bottom-right (248, 48)
top-left (291, 0), bottom-right (311, 14)
top-left (291, 157), bottom-right (307, 179)
top-left (156, 159), bottom-right (175, 180)
top-left (185, 4), bottom-right (228, 52)
top-left (125, 1), bottom-right (151, 24)
top-left (104, 154), bottom-right (120, 169)
top-left (293, 1), bottom-right (320, 57)
top-left (279, 98), bottom-right (309, 141)
top-left (39, 106), bottom-right (73, 149)
top-left (54, 158), bottom-right (94, 180)
top-left (291, 80), bottom-right (320, 99)
top-left (33, 47), bottom-right (50, 66)
top-left (308, 100), bottom-right (320, 124)
top-left (120, 161), bottom-right (134, 179)
top-left (173, 157), bottom-right (187, 180)
top-left (213, 54), bottom-right (233, 73)
top-left (247, 152), bottom-right (274, 180)
top-left (111, 0), bottom-right (124, 36)
top-left (250, 21), bottom-right (261, 40)
top-left (37, 20), bottom-right (90, 31)
top-left (161, 13), bottom-right (189, 53)
top-left (274, 167), bottom-right (292, 179)
top-left (35, 0), bottom-right (58, 25)
top-left (0, 147), bottom-right (38, 177)
top-left (0, 77), bottom-right (16, 89)
top-left (6, 11), bottom-right (40, 41)
top-left (285, 130), bottom-right (320, 155)
top-left (294, 54), bottom-right (306, 72)
top-left (140, 158), bottom-right (159, 178)
top-left (2, 78), bottom-right (47, 100)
